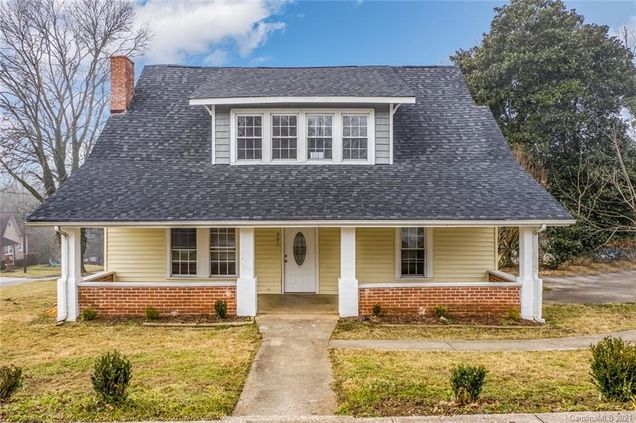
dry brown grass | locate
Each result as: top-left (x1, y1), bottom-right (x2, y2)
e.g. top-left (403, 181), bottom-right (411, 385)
top-left (0, 281), bottom-right (260, 421)
top-left (331, 349), bottom-right (635, 416)
top-left (540, 260), bottom-right (636, 277)
top-left (332, 303), bottom-right (636, 341)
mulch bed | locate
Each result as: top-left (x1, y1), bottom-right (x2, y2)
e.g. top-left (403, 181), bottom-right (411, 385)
top-left (343, 314), bottom-right (542, 327)
top-left (80, 314), bottom-right (253, 326)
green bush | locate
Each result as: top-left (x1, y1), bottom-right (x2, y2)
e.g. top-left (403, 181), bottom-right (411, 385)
top-left (505, 307), bottom-right (521, 322)
top-left (0, 365), bottom-right (23, 402)
top-left (91, 350), bottom-right (132, 405)
top-left (214, 299), bottom-right (228, 319)
top-left (433, 305), bottom-right (449, 319)
top-left (82, 307), bottom-right (97, 321)
top-left (145, 306), bottom-right (160, 320)
top-left (372, 304), bottom-right (382, 317)
top-left (450, 364), bottom-right (487, 405)
top-left (590, 337), bottom-right (636, 402)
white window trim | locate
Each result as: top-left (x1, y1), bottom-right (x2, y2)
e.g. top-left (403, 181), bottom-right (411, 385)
top-left (229, 108), bottom-right (375, 165)
top-left (394, 227), bottom-right (433, 280)
top-left (165, 228), bottom-right (239, 280)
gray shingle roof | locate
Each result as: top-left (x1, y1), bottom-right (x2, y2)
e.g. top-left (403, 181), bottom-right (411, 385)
top-left (189, 66), bottom-right (416, 99)
top-left (28, 65), bottom-right (572, 223)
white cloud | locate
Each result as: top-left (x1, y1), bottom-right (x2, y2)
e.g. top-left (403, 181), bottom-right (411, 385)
top-left (135, 0), bottom-right (288, 64)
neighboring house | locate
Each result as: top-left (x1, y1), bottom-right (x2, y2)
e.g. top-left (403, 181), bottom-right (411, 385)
top-left (28, 57), bottom-right (574, 322)
top-left (0, 214), bottom-right (25, 268)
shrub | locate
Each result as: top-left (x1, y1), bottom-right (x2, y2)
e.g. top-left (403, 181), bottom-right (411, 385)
top-left (214, 299), bottom-right (228, 319)
top-left (433, 305), bottom-right (449, 319)
top-left (590, 337), bottom-right (636, 402)
top-left (451, 364), bottom-right (487, 405)
top-left (0, 365), bottom-right (23, 402)
top-left (145, 306), bottom-right (160, 320)
top-left (91, 350), bottom-right (132, 405)
top-left (372, 303), bottom-right (382, 317)
top-left (82, 307), bottom-right (97, 321)
top-left (505, 307), bottom-right (521, 322)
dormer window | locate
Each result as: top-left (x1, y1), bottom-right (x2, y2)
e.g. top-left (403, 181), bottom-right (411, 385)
top-left (272, 115), bottom-right (298, 160)
top-left (236, 116), bottom-right (262, 160)
top-left (342, 115), bottom-right (368, 160)
top-left (229, 108), bottom-right (375, 165)
top-left (307, 115), bottom-right (333, 160)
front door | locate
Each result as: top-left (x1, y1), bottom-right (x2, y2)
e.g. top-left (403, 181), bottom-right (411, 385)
top-left (284, 228), bottom-right (316, 293)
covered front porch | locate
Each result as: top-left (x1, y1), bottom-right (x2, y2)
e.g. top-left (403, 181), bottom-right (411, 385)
top-left (53, 224), bottom-right (545, 321)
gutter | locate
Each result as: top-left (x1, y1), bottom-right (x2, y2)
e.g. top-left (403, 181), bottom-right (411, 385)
top-left (54, 226), bottom-right (68, 323)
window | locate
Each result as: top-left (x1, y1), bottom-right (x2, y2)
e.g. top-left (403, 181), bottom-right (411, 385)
top-left (5, 245), bottom-right (13, 255)
top-left (272, 115), bottom-right (297, 159)
top-left (342, 115), bottom-right (368, 160)
top-left (237, 115), bottom-right (262, 160)
top-left (307, 115), bottom-right (333, 160)
top-left (171, 228), bottom-right (197, 276)
top-left (210, 228), bottom-right (236, 276)
top-left (400, 228), bottom-right (426, 277)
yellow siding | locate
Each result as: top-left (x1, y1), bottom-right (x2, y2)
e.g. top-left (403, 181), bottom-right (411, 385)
top-left (356, 227), bottom-right (497, 283)
top-left (255, 228), bottom-right (282, 294)
top-left (432, 227), bottom-right (497, 281)
top-left (356, 228), bottom-right (395, 282)
top-left (319, 228), bottom-right (340, 294)
top-left (106, 228), bottom-right (166, 281)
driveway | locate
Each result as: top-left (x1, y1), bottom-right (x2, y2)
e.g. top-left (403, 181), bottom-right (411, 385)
top-left (543, 270), bottom-right (636, 304)
top-left (0, 276), bottom-right (56, 287)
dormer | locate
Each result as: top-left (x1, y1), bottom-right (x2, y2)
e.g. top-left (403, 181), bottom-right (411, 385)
top-left (189, 67), bottom-right (416, 165)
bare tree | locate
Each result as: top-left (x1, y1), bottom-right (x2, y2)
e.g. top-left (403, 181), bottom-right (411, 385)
top-left (554, 124), bottom-right (636, 237)
top-left (0, 0), bottom-right (149, 201)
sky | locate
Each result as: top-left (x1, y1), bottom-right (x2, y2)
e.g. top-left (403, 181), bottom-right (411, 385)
top-left (133, 0), bottom-right (636, 69)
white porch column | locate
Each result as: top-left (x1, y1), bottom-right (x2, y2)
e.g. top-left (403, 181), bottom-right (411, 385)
top-left (57, 227), bottom-right (81, 322)
top-left (237, 228), bottom-right (257, 316)
top-left (518, 226), bottom-right (543, 321)
top-left (338, 227), bottom-right (358, 317)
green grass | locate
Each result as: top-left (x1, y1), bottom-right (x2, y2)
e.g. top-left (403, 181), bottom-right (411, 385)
top-left (0, 264), bottom-right (103, 278)
top-left (0, 281), bottom-right (261, 421)
top-left (330, 349), bottom-right (635, 417)
top-left (332, 303), bottom-right (636, 341)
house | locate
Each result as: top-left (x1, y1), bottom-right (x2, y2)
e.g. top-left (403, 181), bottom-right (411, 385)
top-left (0, 214), bottom-right (25, 269)
top-left (27, 57), bottom-right (574, 322)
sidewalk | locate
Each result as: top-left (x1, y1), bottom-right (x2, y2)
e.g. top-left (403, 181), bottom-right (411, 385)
top-left (0, 275), bottom-right (57, 287)
top-left (221, 411), bottom-right (635, 422)
top-left (329, 329), bottom-right (636, 352)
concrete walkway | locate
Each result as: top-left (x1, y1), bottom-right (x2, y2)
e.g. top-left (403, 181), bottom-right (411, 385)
top-left (543, 270), bottom-right (636, 304)
top-left (233, 314), bottom-right (339, 416)
top-left (0, 276), bottom-right (56, 287)
top-left (222, 411), bottom-right (636, 422)
top-left (329, 329), bottom-right (636, 352)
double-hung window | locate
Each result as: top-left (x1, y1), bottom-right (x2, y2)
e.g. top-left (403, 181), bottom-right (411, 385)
top-left (272, 115), bottom-right (297, 159)
top-left (342, 115), bottom-right (368, 160)
top-left (237, 115), bottom-right (262, 160)
top-left (210, 228), bottom-right (237, 276)
top-left (307, 115), bottom-right (333, 160)
top-left (170, 228), bottom-right (197, 276)
top-left (399, 227), bottom-right (426, 277)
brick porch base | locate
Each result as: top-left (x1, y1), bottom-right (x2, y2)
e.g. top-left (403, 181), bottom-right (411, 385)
top-left (358, 286), bottom-right (520, 316)
top-left (79, 285), bottom-right (237, 316)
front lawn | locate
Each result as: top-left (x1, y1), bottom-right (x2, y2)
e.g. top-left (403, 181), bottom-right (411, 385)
top-left (330, 349), bottom-right (634, 416)
top-left (332, 303), bottom-right (636, 341)
top-left (0, 281), bottom-right (260, 422)
top-left (0, 264), bottom-right (103, 278)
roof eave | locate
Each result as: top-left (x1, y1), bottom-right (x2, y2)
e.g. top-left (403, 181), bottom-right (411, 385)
top-left (26, 218), bottom-right (577, 228)
top-left (188, 96), bottom-right (417, 106)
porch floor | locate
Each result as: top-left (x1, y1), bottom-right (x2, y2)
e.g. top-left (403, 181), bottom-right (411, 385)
top-left (258, 294), bottom-right (338, 315)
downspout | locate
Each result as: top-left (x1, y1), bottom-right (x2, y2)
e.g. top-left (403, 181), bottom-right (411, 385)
top-left (534, 224), bottom-right (547, 235)
top-left (55, 226), bottom-right (68, 323)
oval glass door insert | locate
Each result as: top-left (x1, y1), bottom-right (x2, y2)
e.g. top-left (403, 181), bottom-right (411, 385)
top-left (293, 232), bottom-right (307, 266)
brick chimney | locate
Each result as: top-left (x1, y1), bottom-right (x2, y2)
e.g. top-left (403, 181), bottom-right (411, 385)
top-left (110, 56), bottom-right (135, 114)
